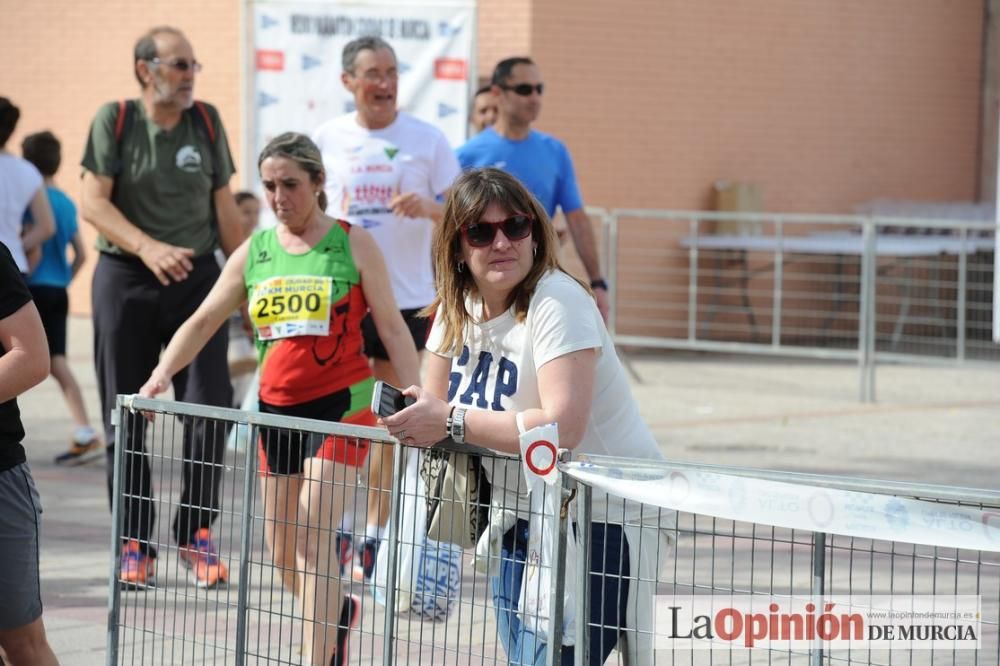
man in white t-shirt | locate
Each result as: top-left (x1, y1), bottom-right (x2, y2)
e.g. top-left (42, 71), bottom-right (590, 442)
top-left (311, 36), bottom-right (460, 577)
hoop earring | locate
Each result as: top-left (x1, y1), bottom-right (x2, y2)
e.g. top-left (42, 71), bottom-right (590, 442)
top-left (457, 261), bottom-right (464, 274)
top-left (533, 245), bottom-right (538, 258)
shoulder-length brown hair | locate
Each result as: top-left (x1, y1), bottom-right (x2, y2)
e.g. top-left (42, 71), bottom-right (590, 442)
top-left (422, 167), bottom-right (588, 355)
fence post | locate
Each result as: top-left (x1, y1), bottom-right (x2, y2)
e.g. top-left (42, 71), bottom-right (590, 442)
top-left (546, 449), bottom-right (574, 666)
top-left (772, 218), bottom-right (784, 348)
top-left (381, 441), bottom-right (407, 665)
top-left (858, 221), bottom-right (877, 402)
top-left (810, 531), bottom-right (827, 666)
top-left (233, 422), bottom-right (259, 666)
top-left (687, 216), bottom-right (699, 342)
top-left (574, 481), bottom-right (592, 666)
top-left (105, 396), bottom-right (127, 666)
top-left (956, 226), bottom-right (968, 361)
top-left (865, 226), bottom-right (878, 401)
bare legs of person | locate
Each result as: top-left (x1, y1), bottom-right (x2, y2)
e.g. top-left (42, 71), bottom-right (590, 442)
top-left (298, 457), bottom-right (351, 666)
top-left (0, 617), bottom-right (60, 666)
top-left (263, 458), bottom-right (354, 665)
top-left (260, 474), bottom-right (303, 597)
top-left (51, 354), bottom-right (103, 465)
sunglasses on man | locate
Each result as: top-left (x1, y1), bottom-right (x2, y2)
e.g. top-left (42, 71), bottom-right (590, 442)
top-left (500, 83), bottom-right (544, 97)
top-left (147, 57), bottom-right (203, 73)
top-left (461, 215), bottom-right (535, 247)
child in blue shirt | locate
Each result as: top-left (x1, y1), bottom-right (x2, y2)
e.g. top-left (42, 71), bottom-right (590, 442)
top-left (22, 131), bottom-right (102, 464)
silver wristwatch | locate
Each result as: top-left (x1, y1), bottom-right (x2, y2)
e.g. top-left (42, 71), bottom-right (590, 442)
top-left (447, 407), bottom-right (468, 444)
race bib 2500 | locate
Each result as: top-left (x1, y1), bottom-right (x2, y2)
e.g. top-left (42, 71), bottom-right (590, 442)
top-left (249, 275), bottom-right (332, 340)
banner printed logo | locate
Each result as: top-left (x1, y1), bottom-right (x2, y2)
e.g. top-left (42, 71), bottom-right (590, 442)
top-left (982, 512), bottom-right (1000, 542)
top-left (884, 498), bottom-right (909, 531)
top-left (807, 490), bottom-right (835, 528)
top-left (525, 440), bottom-right (557, 477)
top-left (438, 21), bottom-right (461, 37)
top-left (256, 50), bottom-right (284, 72)
top-left (668, 471), bottom-right (691, 504)
top-left (434, 58), bottom-right (467, 81)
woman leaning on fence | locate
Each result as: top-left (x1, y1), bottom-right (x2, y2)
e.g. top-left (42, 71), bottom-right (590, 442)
top-left (382, 167), bottom-right (667, 665)
top-left (139, 132), bottom-right (420, 666)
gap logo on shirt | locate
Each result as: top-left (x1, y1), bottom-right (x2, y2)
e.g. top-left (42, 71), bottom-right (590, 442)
top-left (448, 345), bottom-right (518, 411)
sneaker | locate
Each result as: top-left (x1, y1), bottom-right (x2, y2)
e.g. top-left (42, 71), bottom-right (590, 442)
top-left (119, 539), bottom-right (155, 590)
top-left (335, 530), bottom-right (354, 576)
top-left (178, 528), bottom-right (229, 589)
top-left (54, 436), bottom-right (104, 466)
top-left (352, 537), bottom-right (378, 582)
top-left (331, 594), bottom-right (360, 666)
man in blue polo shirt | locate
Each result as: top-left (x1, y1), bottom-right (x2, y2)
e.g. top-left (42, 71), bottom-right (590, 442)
top-left (456, 57), bottom-right (609, 320)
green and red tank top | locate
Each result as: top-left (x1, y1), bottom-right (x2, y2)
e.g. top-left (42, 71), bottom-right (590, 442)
top-left (244, 220), bottom-right (371, 406)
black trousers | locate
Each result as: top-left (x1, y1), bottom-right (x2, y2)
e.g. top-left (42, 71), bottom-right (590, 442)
top-left (93, 253), bottom-right (232, 554)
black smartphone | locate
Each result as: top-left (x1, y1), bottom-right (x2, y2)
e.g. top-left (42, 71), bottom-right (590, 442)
top-left (371, 380), bottom-right (416, 417)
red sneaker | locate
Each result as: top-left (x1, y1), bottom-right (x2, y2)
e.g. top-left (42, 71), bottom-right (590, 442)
top-left (178, 529), bottom-right (229, 589)
top-left (119, 539), bottom-right (155, 590)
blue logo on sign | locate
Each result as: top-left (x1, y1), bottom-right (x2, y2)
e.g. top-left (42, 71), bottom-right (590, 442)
top-left (398, 62), bottom-right (412, 74)
top-left (884, 499), bottom-right (909, 530)
top-left (360, 218), bottom-right (381, 229)
top-left (438, 21), bottom-right (461, 37)
top-left (260, 14), bottom-right (279, 29)
top-left (302, 54), bottom-right (322, 70)
top-left (438, 102), bottom-right (457, 118)
top-left (258, 92), bottom-right (279, 108)
top-left (344, 101), bottom-right (356, 113)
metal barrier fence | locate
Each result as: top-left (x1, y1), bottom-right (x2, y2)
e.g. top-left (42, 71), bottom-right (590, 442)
top-left (565, 456), bottom-right (1000, 665)
top-left (108, 396), bottom-right (1000, 664)
top-left (585, 208), bottom-right (998, 401)
top-left (107, 395), bottom-right (565, 666)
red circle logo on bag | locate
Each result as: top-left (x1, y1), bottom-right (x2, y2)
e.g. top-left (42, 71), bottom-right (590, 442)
top-left (525, 440), bottom-right (557, 476)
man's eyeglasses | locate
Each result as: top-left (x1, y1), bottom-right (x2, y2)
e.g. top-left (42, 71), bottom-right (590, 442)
top-left (461, 215), bottom-right (534, 247)
top-left (148, 58), bottom-right (203, 73)
top-left (359, 70), bottom-right (399, 84)
top-left (500, 83), bottom-right (544, 97)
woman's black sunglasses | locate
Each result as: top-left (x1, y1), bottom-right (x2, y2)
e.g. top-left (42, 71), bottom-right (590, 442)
top-left (461, 215), bottom-right (534, 247)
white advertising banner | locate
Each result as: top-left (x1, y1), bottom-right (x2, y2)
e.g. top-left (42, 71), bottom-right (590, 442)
top-left (562, 461), bottom-right (1000, 553)
top-left (249, 0), bottom-right (475, 215)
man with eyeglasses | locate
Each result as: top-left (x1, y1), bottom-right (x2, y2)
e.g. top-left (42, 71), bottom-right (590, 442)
top-left (80, 26), bottom-right (244, 591)
top-left (457, 57), bottom-right (610, 321)
top-left (311, 35), bottom-right (460, 581)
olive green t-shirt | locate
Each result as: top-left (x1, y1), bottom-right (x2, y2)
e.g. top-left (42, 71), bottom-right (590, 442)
top-left (81, 100), bottom-right (236, 257)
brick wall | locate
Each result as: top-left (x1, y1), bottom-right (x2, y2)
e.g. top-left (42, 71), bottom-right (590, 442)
top-left (1, 1), bottom-right (243, 314)
top-left (476, 0), bottom-right (532, 82)
top-left (529, 0), bottom-right (985, 340)
top-left (532, 0), bottom-right (984, 212)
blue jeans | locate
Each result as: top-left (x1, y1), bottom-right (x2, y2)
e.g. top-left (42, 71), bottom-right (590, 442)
top-left (491, 519), bottom-right (630, 666)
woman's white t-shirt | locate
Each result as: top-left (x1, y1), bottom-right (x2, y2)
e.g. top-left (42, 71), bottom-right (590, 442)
top-left (426, 270), bottom-right (665, 520)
